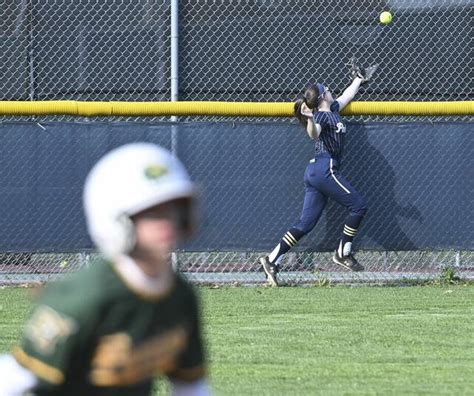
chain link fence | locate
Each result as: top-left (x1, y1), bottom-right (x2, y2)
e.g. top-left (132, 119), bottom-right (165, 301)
top-left (0, 122), bottom-right (472, 285)
top-left (1, 0), bottom-right (472, 120)
top-left (0, 0), bottom-right (472, 284)
top-left (1, 251), bottom-right (473, 286)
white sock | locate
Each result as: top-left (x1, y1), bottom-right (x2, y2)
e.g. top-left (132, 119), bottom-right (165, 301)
top-left (268, 244), bottom-right (281, 263)
top-left (338, 241), bottom-right (352, 257)
top-left (274, 256), bottom-right (284, 267)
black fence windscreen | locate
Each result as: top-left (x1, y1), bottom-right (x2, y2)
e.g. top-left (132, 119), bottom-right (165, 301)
top-left (0, 122), bottom-right (471, 253)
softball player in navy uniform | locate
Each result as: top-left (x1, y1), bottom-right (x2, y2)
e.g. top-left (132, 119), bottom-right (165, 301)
top-left (260, 60), bottom-right (378, 286)
top-left (0, 143), bottom-right (210, 395)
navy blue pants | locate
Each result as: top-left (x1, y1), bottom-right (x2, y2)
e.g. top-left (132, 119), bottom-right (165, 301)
top-left (294, 154), bottom-right (367, 234)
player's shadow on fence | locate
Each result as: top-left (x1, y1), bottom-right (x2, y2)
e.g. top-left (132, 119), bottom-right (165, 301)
top-left (319, 124), bottom-right (422, 251)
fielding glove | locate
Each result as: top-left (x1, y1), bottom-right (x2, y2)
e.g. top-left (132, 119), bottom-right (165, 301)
top-left (349, 57), bottom-right (378, 84)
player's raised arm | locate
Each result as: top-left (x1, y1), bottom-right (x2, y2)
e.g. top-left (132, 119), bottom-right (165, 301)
top-left (336, 78), bottom-right (364, 111)
top-left (336, 58), bottom-right (378, 110)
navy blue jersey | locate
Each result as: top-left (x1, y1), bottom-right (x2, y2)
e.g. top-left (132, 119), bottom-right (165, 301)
top-left (313, 101), bottom-right (346, 160)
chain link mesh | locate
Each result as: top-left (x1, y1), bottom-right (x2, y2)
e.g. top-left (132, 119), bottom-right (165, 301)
top-left (0, 121), bottom-right (472, 285)
top-left (1, 0), bottom-right (171, 103)
top-left (1, 251), bottom-right (473, 286)
top-left (0, 0), bottom-right (472, 284)
top-left (1, 0), bottom-right (472, 121)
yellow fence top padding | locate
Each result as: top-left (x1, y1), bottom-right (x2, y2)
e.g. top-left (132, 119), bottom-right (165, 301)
top-left (0, 100), bottom-right (472, 117)
top-left (342, 101), bottom-right (474, 116)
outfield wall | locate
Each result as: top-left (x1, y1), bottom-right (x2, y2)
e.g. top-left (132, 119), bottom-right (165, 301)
top-left (0, 121), bottom-right (471, 253)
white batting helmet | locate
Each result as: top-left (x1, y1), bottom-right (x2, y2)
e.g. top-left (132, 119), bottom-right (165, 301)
top-left (83, 142), bottom-right (196, 259)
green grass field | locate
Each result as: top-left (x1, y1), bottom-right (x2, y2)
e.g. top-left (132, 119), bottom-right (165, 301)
top-left (1, 285), bottom-right (473, 395)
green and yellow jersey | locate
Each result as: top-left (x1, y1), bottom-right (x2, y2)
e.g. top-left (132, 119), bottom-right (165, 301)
top-left (13, 258), bottom-right (206, 396)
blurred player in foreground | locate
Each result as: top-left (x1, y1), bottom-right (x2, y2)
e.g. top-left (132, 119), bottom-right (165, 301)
top-left (260, 60), bottom-right (378, 286)
top-left (0, 143), bottom-right (210, 395)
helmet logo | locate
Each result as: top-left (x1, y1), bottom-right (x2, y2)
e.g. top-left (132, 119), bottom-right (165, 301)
top-left (144, 164), bottom-right (168, 180)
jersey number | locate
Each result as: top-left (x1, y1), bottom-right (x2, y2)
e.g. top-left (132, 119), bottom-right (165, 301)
top-left (335, 122), bottom-right (346, 134)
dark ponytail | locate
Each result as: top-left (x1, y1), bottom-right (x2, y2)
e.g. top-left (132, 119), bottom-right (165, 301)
top-left (304, 85), bottom-right (319, 109)
top-left (294, 84), bottom-right (319, 129)
top-left (294, 98), bottom-right (307, 128)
